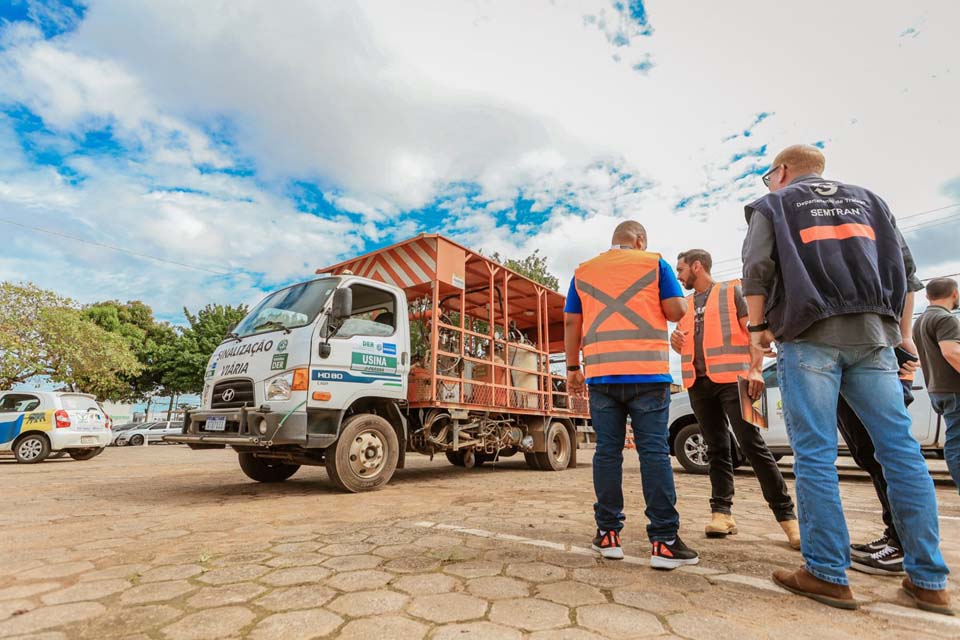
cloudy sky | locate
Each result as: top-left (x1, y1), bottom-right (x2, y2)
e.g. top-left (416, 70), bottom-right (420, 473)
top-left (1, 0), bottom-right (958, 324)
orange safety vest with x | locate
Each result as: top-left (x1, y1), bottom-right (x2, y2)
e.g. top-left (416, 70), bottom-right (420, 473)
top-left (574, 250), bottom-right (670, 380)
top-left (678, 280), bottom-right (750, 389)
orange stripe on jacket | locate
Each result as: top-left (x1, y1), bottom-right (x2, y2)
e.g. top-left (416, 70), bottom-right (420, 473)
top-left (799, 223), bottom-right (876, 244)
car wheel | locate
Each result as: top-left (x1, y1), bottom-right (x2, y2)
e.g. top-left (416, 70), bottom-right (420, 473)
top-left (325, 413), bottom-right (399, 492)
top-left (68, 448), bottom-right (104, 461)
top-left (237, 452), bottom-right (300, 483)
top-left (129, 434), bottom-right (144, 446)
top-left (14, 434), bottom-right (50, 464)
top-left (675, 423), bottom-right (710, 474)
top-left (535, 422), bottom-right (572, 471)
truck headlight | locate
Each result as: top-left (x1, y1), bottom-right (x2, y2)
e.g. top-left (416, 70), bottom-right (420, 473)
top-left (265, 374), bottom-right (293, 401)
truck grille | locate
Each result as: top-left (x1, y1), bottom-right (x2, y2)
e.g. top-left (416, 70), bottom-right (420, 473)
top-left (211, 379), bottom-right (255, 409)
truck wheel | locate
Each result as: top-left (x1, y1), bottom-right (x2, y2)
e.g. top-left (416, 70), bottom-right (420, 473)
top-left (535, 422), bottom-right (571, 471)
top-left (445, 451), bottom-right (465, 467)
top-left (325, 413), bottom-right (399, 492)
top-left (675, 424), bottom-right (709, 474)
top-left (524, 452), bottom-right (541, 470)
top-left (69, 448), bottom-right (104, 461)
top-left (14, 434), bottom-right (50, 464)
top-left (238, 452), bottom-right (300, 483)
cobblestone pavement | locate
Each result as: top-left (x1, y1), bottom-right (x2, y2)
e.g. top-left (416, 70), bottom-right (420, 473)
top-left (1, 446), bottom-right (958, 639)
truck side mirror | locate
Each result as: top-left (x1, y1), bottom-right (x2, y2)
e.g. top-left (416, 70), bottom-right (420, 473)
top-left (331, 288), bottom-right (353, 320)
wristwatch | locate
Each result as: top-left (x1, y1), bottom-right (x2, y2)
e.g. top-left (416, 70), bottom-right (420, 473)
top-left (567, 364), bottom-right (581, 372)
top-left (747, 321), bottom-right (770, 333)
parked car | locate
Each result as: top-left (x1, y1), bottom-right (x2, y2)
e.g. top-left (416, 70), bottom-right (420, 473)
top-left (668, 362), bottom-right (945, 474)
top-left (115, 421), bottom-right (182, 446)
top-left (0, 391), bottom-right (112, 463)
top-left (109, 422), bottom-right (145, 445)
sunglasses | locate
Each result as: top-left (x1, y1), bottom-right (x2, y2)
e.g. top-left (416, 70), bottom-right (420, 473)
top-left (762, 165), bottom-right (782, 188)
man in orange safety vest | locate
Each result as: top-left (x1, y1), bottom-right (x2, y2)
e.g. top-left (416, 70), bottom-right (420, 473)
top-left (671, 249), bottom-right (800, 549)
top-left (565, 221), bottom-right (699, 570)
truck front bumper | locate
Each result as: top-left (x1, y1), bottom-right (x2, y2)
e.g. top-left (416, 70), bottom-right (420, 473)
top-left (164, 407), bottom-right (336, 449)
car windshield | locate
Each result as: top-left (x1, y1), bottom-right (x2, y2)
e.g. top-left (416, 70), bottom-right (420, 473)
top-left (231, 278), bottom-right (338, 338)
top-left (60, 395), bottom-right (99, 411)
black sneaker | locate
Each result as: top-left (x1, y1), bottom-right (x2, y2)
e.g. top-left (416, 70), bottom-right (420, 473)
top-left (592, 529), bottom-right (624, 560)
top-left (650, 536), bottom-right (700, 570)
top-left (850, 535), bottom-right (889, 559)
top-left (851, 545), bottom-right (905, 576)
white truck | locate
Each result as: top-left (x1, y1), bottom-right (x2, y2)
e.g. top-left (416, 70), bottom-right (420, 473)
top-left (168, 234), bottom-right (590, 491)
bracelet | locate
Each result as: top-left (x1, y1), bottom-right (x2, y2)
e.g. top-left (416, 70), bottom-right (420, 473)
top-left (567, 365), bottom-right (581, 372)
top-left (747, 321), bottom-right (769, 333)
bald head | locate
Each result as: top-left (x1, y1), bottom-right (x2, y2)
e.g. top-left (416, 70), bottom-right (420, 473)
top-left (772, 145), bottom-right (825, 176)
top-left (611, 221), bottom-right (647, 249)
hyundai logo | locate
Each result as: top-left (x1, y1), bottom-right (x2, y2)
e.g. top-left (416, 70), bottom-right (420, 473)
top-left (221, 388), bottom-right (236, 402)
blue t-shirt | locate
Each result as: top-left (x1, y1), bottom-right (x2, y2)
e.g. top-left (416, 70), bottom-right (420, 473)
top-left (565, 258), bottom-right (683, 385)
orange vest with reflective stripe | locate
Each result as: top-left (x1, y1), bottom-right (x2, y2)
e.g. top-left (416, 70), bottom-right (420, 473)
top-left (574, 250), bottom-right (669, 379)
top-left (678, 280), bottom-right (750, 389)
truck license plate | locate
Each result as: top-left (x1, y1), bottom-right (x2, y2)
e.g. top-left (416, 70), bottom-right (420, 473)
top-left (205, 416), bottom-right (227, 432)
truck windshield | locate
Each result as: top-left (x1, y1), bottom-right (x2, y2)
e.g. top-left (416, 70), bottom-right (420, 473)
top-left (232, 279), bottom-right (338, 338)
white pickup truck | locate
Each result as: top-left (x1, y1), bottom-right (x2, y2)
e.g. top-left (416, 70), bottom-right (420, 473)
top-left (668, 362), bottom-right (947, 473)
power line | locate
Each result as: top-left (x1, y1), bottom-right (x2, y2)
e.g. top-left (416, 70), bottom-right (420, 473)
top-left (1, 218), bottom-right (231, 276)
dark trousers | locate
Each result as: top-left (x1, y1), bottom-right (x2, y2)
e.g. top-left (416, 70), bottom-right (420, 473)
top-left (688, 376), bottom-right (796, 521)
top-left (836, 378), bottom-right (913, 548)
top-left (589, 382), bottom-right (680, 542)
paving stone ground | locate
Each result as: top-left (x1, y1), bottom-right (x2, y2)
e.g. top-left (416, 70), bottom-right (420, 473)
top-left (0, 446), bottom-right (958, 639)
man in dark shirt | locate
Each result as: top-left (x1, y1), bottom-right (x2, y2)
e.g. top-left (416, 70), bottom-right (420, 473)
top-left (914, 277), bottom-right (960, 491)
top-left (741, 145), bottom-right (950, 615)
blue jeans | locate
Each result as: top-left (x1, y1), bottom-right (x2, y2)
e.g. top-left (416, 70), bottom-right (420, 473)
top-left (778, 342), bottom-right (949, 590)
top-left (930, 392), bottom-right (960, 492)
top-left (589, 382), bottom-right (680, 542)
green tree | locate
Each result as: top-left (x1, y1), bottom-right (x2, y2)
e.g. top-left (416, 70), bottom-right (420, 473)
top-left (159, 303), bottom-right (249, 397)
top-left (83, 300), bottom-right (178, 403)
top-left (0, 282), bottom-right (141, 398)
top-left (41, 308), bottom-right (142, 400)
top-left (489, 249), bottom-right (560, 291)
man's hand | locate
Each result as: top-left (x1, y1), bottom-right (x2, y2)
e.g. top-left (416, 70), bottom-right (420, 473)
top-left (567, 370), bottom-right (586, 398)
top-left (746, 330), bottom-right (774, 400)
top-left (670, 329), bottom-right (687, 354)
top-left (750, 329), bottom-right (776, 355)
top-left (898, 337), bottom-right (920, 377)
top-left (746, 362), bottom-right (765, 400)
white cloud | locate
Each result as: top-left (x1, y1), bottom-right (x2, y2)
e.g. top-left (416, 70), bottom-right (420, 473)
top-left (0, 0), bottom-right (958, 322)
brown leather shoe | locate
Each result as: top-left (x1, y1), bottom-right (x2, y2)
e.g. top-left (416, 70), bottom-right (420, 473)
top-left (772, 567), bottom-right (858, 610)
top-left (705, 513), bottom-right (738, 538)
top-left (902, 577), bottom-right (955, 616)
top-left (779, 519), bottom-right (801, 550)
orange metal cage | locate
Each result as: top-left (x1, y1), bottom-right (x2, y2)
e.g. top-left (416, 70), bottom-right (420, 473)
top-left (318, 234), bottom-right (589, 417)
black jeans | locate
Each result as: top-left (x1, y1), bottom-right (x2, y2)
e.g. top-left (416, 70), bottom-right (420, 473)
top-left (836, 378), bottom-right (914, 548)
top-left (688, 377), bottom-right (796, 521)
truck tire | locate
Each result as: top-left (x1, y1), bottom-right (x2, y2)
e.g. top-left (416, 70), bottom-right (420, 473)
top-left (675, 423), bottom-right (709, 474)
top-left (325, 413), bottom-right (399, 492)
top-left (238, 452), bottom-right (300, 483)
top-left (535, 422), bottom-right (571, 471)
top-left (445, 451), bottom-right (465, 467)
top-left (14, 434), bottom-right (50, 464)
top-left (68, 448), bottom-right (104, 461)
